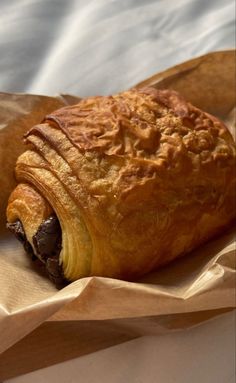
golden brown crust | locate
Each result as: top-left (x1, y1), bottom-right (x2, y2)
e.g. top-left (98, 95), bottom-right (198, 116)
top-left (7, 183), bottom-right (53, 251)
top-left (7, 87), bottom-right (236, 282)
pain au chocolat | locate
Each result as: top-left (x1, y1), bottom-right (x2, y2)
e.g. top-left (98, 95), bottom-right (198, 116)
top-left (6, 87), bottom-right (236, 286)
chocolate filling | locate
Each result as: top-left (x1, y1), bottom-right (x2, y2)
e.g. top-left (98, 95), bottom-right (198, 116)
top-left (7, 220), bottom-right (36, 260)
top-left (33, 216), bottom-right (62, 261)
top-left (7, 217), bottom-right (67, 288)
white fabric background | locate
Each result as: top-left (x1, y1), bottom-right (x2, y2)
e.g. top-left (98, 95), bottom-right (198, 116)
top-left (0, 0), bottom-right (235, 382)
top-left (0, 0), bottom-right (235, 97)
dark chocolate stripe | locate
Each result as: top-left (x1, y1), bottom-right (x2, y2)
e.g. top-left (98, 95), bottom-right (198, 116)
top-left (7, 218), bottom-right (67, 288)
top-left (7, 220), bottom-right (36, 260)
top-left (33, 216), bottom-right (62, 261)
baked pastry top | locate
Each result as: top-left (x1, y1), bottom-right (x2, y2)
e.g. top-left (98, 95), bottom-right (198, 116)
top-left (6, 87), bottom-right (236, 286)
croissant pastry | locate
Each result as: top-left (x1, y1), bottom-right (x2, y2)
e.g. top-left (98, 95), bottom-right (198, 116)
top-left (6, 87), bottom-right (236, 286)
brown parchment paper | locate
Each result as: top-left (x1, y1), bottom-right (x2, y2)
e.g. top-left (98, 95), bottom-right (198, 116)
top-left (0, 51), bottom-right (235, 363)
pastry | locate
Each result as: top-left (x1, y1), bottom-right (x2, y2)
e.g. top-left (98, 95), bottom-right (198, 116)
top-left (6, 87), bottom-right (236, 286)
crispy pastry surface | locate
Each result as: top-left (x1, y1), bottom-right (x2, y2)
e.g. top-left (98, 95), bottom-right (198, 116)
top-left (6, 88), bottom-right (236, 282)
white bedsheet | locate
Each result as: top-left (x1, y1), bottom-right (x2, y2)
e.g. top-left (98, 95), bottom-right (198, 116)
top-left (0, 0), bottom-right (235, 96)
